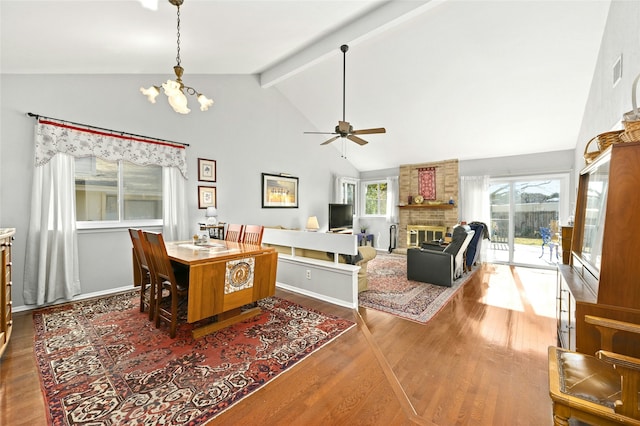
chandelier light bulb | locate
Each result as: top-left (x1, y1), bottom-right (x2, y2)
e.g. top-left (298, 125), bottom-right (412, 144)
top-left (197, 94), bottom-right (214, 111)
top-left (140, 86), bottom-right (160, 103)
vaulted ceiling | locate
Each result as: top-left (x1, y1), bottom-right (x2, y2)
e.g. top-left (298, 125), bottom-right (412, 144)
top-left (1, 0), bottom-right (611, 171)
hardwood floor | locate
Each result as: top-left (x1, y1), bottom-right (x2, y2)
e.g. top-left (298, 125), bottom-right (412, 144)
top-left (0, 263), bottom-right (557, 425)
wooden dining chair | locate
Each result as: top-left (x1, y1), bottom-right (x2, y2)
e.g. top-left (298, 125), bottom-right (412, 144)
top-left (241, 225), bottom-right (264, 245)
top-left (548, 315), bottom-right (640, 425)
top-left (142, 231), bottom-right (189, 338)
top-left (225, 224), bottom-right (244, 242)
top-left (129, 228), bottom-right (155, 320)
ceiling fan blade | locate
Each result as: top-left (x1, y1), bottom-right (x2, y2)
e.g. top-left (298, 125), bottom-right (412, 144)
top-left (304, 131), bottom-right (338, 135)
top-left (352, 127), bottom-right (386, 135)
top-left (347, 134), bottom-right (368, 145)
top-left (321, 135), bottom-right (341, 145)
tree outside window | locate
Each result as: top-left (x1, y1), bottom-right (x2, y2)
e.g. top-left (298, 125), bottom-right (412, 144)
top-left (363, 181), bottom-right (387, 216)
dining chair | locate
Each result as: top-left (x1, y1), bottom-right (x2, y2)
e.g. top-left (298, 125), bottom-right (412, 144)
top-left (225, 224), bottom-right (244, 242)
top-left (128, 228), bottom-right (155, 320)
top-left (142, 231), bottom-right (189, 338)
top-left (241, 225), bottom-right (264, 245)
top-left (548, 315), bottom-right (640, 425)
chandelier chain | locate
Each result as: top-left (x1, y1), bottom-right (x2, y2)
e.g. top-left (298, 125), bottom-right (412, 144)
top-left (175, 5), bottom-right (181, 66)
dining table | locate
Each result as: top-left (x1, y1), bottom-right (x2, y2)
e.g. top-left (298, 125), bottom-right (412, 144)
top-left (139, 239), bottom-right (278, 338)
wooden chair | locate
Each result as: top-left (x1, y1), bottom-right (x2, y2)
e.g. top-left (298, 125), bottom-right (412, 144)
top-left (128, 228), bottom-right (155, 320)
top-left (548, 315), bottom-right (640, 426)
top-left (242, 225), bottom-right (264, 245)
top-left (142, 231), bottom-right (189, 338)
top-left (225, 224), bottom-right (244, 242)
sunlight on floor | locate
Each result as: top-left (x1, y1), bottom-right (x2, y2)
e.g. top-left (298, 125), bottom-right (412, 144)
top-left (480, 264), bottom-right (556, 319)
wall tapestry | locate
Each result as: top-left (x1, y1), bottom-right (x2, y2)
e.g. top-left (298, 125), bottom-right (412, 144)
top-left (418, 167), bottom-right (437, 200)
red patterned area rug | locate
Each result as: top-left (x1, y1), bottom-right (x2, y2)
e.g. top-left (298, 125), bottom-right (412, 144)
top-left (359, 253), bottom-right (476, 323)
top-left (32, 291), bottom-right (354, 425)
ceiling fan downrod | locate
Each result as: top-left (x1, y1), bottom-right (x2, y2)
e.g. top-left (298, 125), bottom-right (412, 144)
top-left (341, 44), bottom-right (348, 123)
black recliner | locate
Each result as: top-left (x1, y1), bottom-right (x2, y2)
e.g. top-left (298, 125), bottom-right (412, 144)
top-left (407, 224), bottom-right (474, 287)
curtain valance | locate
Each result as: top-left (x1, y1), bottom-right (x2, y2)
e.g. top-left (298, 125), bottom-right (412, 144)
top-left (35, 120), bottom-right (188, 178)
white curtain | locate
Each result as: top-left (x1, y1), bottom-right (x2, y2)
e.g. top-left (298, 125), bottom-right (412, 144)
top-left (459, 175), bottom-right (490, 224)
top-left (333, 174), bottom-right (342, 203)
top-left (386, 176), bottom-right (399, 224)
top-left (24, 153), bottom-right (81, 305)
top-left (162, 167), bottom-right (189, 241)
top-left (460, 175), bottom-right (491, 263)
top-left (24, 119), bottom-right (189, 306)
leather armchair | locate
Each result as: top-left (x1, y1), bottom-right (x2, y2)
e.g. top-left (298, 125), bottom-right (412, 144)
top-left (407, 225), bottom-right (475, 287)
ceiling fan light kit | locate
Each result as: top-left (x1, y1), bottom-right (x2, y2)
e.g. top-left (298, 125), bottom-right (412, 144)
top-left (140, 0), bottom-right (213, 114)
top-left (305, 44), bottom-right (386, 157)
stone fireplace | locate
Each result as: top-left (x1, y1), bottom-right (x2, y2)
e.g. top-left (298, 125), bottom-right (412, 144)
top-left (397, 159), bottom-right (459, 250)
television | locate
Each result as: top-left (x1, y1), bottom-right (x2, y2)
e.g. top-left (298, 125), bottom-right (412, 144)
top-left (328, 203), bottom-right (353, 232)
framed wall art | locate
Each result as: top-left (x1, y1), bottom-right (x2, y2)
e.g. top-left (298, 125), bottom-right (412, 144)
top-left (198, 186), bottom-right (217, 209)
top-left (261, 173), bottom-right (298, 208)
top-left (198, 158), bottom-right (216, 182)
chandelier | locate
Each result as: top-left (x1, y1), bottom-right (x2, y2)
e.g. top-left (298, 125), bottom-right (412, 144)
top-left (140, 0), bottom-right (213, 114)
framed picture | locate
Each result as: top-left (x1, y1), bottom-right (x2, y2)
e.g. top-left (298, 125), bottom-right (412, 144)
top-left (198, 158), bottom-right (216, 182)
top-left (261, 173), bottom-right (298, 208)
top-left (198, 186), bottom-right (217, 209)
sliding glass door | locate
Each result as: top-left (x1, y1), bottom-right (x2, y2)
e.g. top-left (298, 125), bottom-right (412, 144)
top-left (487, 174), bottom-right (570, 267)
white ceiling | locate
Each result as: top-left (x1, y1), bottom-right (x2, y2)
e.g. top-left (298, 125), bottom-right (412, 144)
top-left (1, 0), bottom-right (612, 171)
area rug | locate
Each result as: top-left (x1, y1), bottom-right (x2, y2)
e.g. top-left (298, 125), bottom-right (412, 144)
top-left (359, 252), bottom-right (476, 323)
top-left (32, 291), bottom-right (355, 425)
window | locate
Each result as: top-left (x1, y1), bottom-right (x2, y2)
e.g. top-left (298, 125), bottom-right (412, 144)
top-left (362, 180), bottom-right (387, 216)
top-left (75, 157), bottom-right (162, 225)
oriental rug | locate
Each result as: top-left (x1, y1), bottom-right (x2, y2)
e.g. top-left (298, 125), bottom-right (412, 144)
top-left (32, 291), bottom-right (354, 426)
top-left (359, 253), bottom-right (476, 323)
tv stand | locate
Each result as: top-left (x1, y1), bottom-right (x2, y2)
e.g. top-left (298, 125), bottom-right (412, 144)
top-left (329, 228), bottom-right (352, 234)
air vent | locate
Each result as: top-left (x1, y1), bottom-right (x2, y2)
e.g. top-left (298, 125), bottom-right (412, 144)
top-left (613, 55), bottom-right (623, 87)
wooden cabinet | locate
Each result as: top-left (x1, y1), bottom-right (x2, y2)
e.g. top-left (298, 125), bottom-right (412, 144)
top-left (561, 142), bottom-right (640, 356)
top-left (557, 264), bottom-right (596, 350)
top-left (0, 228), bottom-right (15, 359)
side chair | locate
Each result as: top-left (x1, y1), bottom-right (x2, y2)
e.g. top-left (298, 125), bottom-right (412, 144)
top-left (128, 228), bottom-right (154, 320)
top-left (548, 315), bottom-right (640, 426)
top-left (142, 231), bottom-right (189, 338)
top-left (225, 224), bottom-right (244, 242)
top-left (242, 225), bottom-right (264, 245)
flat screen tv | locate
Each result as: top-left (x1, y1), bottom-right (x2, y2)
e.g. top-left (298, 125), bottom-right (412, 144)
top-left (329, 203), bottom-right (353, 232)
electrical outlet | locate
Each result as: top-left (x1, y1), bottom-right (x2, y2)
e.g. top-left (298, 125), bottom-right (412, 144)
top-left (306, 269), bottom-right (311, 280)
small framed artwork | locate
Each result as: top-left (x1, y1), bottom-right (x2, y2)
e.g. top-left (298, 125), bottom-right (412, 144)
top-left (261, 173), bottom-right (298, 208)
top-left (198, 186), bottom-right (217, 209)
top-left (198, 158), bottom-right (216, 182)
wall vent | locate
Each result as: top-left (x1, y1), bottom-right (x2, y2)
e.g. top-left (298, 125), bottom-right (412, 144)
top-left (613, 55), bottom-right (623, 87)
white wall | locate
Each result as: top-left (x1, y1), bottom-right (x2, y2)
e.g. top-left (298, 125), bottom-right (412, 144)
top-left (575, 1), bottom-right (640, 173)
top-left (0, 73), bottom-right (358, 309)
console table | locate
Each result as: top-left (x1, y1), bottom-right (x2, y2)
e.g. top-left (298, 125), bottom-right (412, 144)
top-left (198, 223), bottom-right (225, 239)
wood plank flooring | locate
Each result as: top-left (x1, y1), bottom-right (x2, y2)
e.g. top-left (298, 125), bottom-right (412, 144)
top-left (0, 263), bottom-right (557, 425)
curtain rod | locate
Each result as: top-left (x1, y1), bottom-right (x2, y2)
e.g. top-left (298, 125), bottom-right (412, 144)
top-left (26, 112), bottom-right (190, 147)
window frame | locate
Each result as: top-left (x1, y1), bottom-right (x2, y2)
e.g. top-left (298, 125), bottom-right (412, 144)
top-left (75, 158), bottom-right (163, 230)
top-left (360, 179), bottom-right (388, 217)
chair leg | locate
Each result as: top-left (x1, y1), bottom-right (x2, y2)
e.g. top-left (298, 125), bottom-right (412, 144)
top-left (148, 275), bottom-right (155, 321)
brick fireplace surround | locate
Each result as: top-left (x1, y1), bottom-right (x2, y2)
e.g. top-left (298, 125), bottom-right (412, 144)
top-left (398, 159), bottom-right (459, 250)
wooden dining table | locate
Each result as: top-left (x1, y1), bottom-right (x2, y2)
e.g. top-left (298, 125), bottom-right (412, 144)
top-left (162, 240), bottom-right (278, 338)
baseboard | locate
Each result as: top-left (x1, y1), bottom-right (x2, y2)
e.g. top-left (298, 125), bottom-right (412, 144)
top-left (13, 285), bottom-right (134, 313)
top-left (276, 282), bottom-right (357, 309)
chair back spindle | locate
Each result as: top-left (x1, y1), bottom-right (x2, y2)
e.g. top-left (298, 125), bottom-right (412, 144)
top-left (225, 224), bottom-right (244, 242)
top-left (242, 225), bottom-right (264, 245)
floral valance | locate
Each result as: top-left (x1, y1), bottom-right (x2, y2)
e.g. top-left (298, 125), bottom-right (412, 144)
top-left (35, 120), bottom-right (188, 178)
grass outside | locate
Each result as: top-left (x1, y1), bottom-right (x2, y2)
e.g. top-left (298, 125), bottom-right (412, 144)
top-left (515, 237), bottom-right (544, 246)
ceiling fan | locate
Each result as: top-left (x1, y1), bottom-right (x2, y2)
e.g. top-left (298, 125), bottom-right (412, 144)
top-left (304, 44), bottom-right (386, 148)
